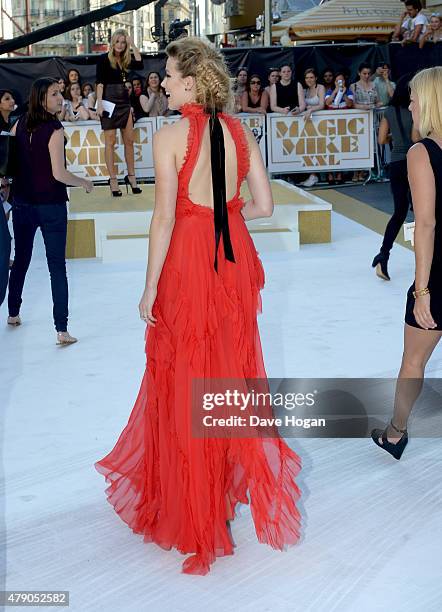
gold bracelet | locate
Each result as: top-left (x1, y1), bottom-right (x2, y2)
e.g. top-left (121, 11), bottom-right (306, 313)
top-left (413, 287), bottom-right (430, 298)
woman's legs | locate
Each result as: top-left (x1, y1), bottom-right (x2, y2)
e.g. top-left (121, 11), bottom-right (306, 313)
top-left (121, 113), bottom-right (137, 185)
top-left (0, 208), bottom-right (11, 307)
top-left (8, 206), bottom-right (38, 318)
top-left (380, 159), bottom-right (410, 257)
top-left (381, 323), bottom-right (442, 444)
top-left (38, 205), bottom-right (69, 333)
top-left (104, 129), bottom-right (118, 188)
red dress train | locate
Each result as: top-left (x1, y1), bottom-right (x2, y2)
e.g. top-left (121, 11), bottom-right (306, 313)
top-left (95, 102), bottom-right (302, 575)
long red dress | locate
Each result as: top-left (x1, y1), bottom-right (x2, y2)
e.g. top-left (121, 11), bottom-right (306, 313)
top-left (95, 102), bottom-right (302, 575)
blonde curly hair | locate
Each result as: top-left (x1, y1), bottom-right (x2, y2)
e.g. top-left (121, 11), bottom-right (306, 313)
top-left (165, 37), bottom-right (234, 113)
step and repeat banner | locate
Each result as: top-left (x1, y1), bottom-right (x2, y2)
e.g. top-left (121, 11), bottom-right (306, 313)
top-left (63, 110), bottom-right (374, 181)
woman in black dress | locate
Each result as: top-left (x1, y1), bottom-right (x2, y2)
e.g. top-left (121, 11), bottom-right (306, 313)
top-left (96, 29), bottom-right (143, 197)
top-left (371, 67), bottom-right (442, 459)
top-left (269, 64), bottom-right (305, 115)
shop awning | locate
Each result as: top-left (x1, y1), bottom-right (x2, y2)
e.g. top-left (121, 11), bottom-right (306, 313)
top-left (273, 0), bottom-right (405, 40)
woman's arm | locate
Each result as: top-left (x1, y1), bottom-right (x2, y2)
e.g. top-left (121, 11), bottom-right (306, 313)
top-left (344, 91), bottom-right (354, 108)
top-left (241, 125), bottom-right (273, 220)
top-left (48, 128), bottom-right (93, 191)
top-left (139, 126), bottom-right (177, 324)
top-left (296, 83), bottom-right (306, 113)
top-left (139, 93), bottom-right (156, 114)
top-left (377, 117), bottom-right (390, 145)
top-left (240, 91), bottom-right (252, 113)
top-left (325, 87), bottom-right (338, 106)
top-left (419, 30), bottom-right (431, 48)
top-left (408, 143), bottom-right (437, 329)
top-left (259, 90), bottom-right (269, 113)
top-left (95, 83), bottom-right (104, 117)
top-left (127, 35), bottom-right (142, 62)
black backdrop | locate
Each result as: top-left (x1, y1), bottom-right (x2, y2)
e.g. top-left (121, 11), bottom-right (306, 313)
top-left (1, 42), bottom-right (441, 106)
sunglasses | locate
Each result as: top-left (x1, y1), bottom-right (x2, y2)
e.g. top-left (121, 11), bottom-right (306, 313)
top-left (250, 80), bottom-right (261, 84)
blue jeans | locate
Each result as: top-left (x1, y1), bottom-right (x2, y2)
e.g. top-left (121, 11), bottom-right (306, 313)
top-left (8, 203), bottom-right (69, 332)
top-left (0, 208), bottom-right (11, 307)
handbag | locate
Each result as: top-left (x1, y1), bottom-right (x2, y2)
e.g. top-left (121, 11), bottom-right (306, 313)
top-left (0, 133), bottom-right (17, 177)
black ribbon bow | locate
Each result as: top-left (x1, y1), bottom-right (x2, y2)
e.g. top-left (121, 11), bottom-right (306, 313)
top-left (209, 111), bottom-right (236, 272)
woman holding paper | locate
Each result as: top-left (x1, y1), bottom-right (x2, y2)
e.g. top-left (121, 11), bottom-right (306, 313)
top-left (96, 29), bottom-right (143, 197)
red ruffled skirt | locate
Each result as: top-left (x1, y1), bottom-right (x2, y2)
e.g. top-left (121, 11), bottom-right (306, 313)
top-left (95, 198), bottom-right (302, 575)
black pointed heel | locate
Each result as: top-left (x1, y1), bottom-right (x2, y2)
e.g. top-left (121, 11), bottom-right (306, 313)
top-left (124, 174), bottom-right (142, 195)
top-left (372, 252), bottom-right (390, 281)
top-left (371, 419), bottom-right (408, 460)
top-left (108, 178), bottom-right (122, 197)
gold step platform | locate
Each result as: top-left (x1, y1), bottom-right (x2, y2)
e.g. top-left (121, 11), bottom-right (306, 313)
top-left (66, 180), bottom-right (331, 259)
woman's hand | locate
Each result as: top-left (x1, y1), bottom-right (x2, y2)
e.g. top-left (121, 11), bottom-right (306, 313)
top-left (82, 178), bottom-right (94, 193)
top-left (96, 101), bottom-right (103, 117)
top-left (304, 109), bottom-right (312, 121)
top-left (139, 286), bottom-right (158, 326)
top-left (413, 293), bottom-right (437, 330)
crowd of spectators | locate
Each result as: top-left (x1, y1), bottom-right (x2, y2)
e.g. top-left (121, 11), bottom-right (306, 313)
top-left (45, 67), bottom-right (172, 124)
top-left (393, 1), bottom-right (442, 47)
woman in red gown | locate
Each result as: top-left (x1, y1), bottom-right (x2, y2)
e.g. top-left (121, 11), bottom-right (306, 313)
top-left (95, 37), bottom-right (302, 575)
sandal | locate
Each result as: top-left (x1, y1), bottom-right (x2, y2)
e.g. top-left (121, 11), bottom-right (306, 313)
top-left (371, 419), bottom-right (408, 460)
top-left (7, 315), bottom-right (21, 326)
top-left (56, 331), bottom-right (78, 346)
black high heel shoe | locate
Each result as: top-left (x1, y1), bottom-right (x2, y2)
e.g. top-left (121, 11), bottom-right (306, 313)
top-left (124, 174), bottom-right (142, 195)
top-left (108, 177), bottom-right (122, 197)
top-left (372, 252), bottom-right (390, 281)
top-left (371, 419), bottom-right (408, 460)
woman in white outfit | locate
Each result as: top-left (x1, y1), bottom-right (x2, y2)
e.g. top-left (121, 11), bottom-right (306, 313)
top-left (299, 69), bottom-right (325, 188)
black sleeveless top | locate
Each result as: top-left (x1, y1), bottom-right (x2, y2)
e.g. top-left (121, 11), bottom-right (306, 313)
top-left (422, 138), bottom-right (442, 271)
top-left (247, 92), bottom-right (262, 109)
top-left (405, 138), bottom-right (442, 330)
top-left (12, 116), bottom-right (68, 206)
top-left (275, 80), bottom-right (299, 109)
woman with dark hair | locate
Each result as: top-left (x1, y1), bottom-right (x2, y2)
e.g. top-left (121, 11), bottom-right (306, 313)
top-left (372, 75), bottom-right (420, 280)
top-left (139, 71), bottom-right (168, 117)
top-left (95, 29), bottom-right (143, 197)
top-left (233, 67), bottom-right (248, 113)
top-left (269, 64), bottom-right (305, 115)
top-left (299, 69), bottom-right (325, 188)
top-left (264, 67), bottom-right (280, 98)
top-left (240, 74), bottom-right (269, 114)
top-left (60, 82), bottom-right (90, 122)
top-left (6, 77), bottom-right (93, 344)
top-left (321, 68), bottom-right (334, 89)
top-left (351, 62), bottom-right (382, 182)
top-left (129, 75), bottom-right (146, 122)
top-left (0, 89), bottom-right (16, 132)
top-left (67, 69), bottom-right (81, 86)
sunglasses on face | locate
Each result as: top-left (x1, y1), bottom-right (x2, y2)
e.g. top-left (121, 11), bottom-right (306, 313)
top-left (250, 80), bottom-right (261, 85)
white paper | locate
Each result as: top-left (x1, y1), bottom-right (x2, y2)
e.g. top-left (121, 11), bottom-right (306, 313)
top-left (101, 99), bottom-right (116, 118)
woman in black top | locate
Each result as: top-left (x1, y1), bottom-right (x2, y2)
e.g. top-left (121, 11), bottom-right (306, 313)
top-left (269, 64), bottom-right (305, 115)
top-left (7, 77), bottom-right (93, 345)
top-left (240, 74), bottom-right (269, 114)
top-left (372, 76), bottom-right (419, 280)
top-left (371, 67), bottom-right (442, 460)
top-left (0, 89), bottom-right (16, 132)
top-left (96, 29), bottom-right (143, 197)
